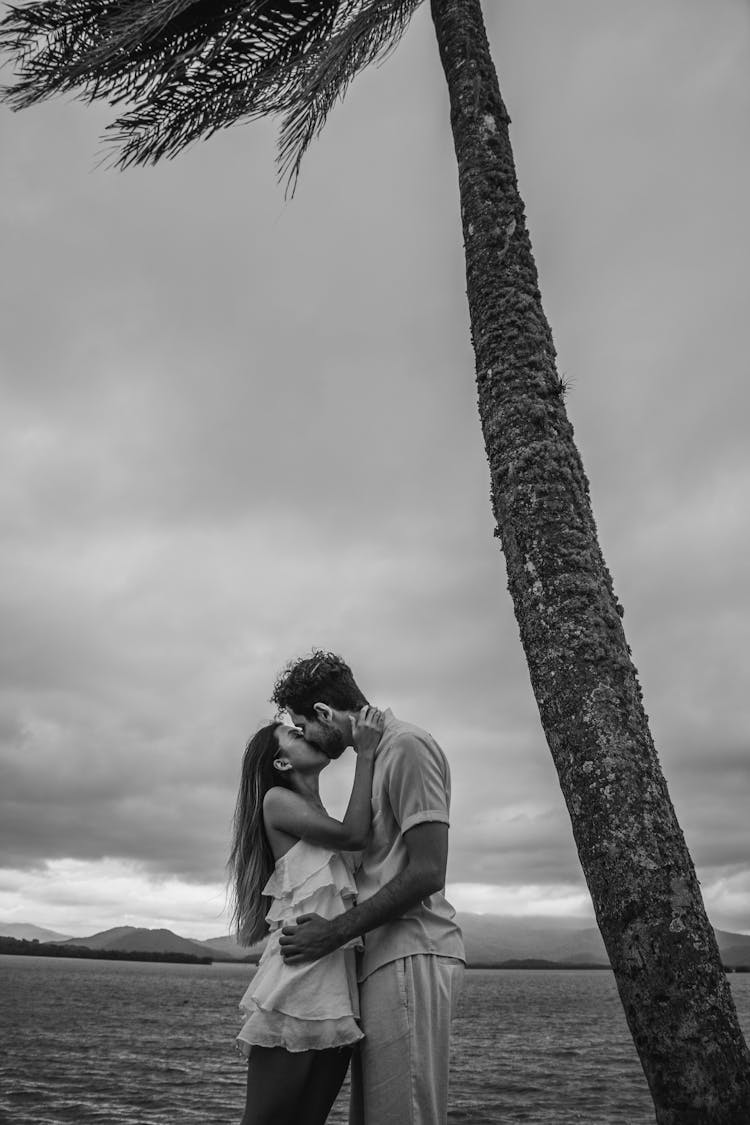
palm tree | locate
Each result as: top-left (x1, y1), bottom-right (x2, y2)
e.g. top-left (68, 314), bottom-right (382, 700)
top-left (2, 0), bottom-right (749, 1118)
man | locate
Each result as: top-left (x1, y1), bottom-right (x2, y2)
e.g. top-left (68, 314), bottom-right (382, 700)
top-left (271, 650), bottom-right (465, 1125)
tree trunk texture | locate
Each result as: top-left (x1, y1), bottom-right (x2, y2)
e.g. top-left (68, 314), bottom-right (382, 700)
top-left (429, 0), bottom-right (750, 1119)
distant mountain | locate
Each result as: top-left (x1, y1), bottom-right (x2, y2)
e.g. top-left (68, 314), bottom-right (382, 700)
top-left (714, 930), bottom-right (750, 969)
top-left (103, 922), bottom-right (750, 968)
top-left (490, 958), bottom-right (609, 970)
top-left (9, 916), bottom-right (750, 968)
top-left (721, 946), bottom-right (750, 967)
top-left (198, 915), bottom-right (610, 965)
top-left (453, 913), bottom-right (608, 965)
top-left (199, 934), bottom-right (264, 960)
top-left (64, 927), bottom-right (227, 961)
top-left (454, 915), bottom-right (750, 968)
top-left (0, 922), bottom-right (72, 943)
top-left (65, 926), bottom-right (140, 948)
top-left (545, 926), bottom-right (609, 964)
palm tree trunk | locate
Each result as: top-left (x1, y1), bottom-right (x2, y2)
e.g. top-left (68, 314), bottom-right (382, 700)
top-left (429, 0), bottom-right (750, 1118)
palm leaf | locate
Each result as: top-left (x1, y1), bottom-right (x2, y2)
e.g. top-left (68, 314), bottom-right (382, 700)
top-left (1, 0), bottom-right (424, 187)
top-left (100, 2), bottom-right (345, 169)
top-left (277, 0), bottom-right (424, 190)
top-left (1, 0), bottom-right (341, 107)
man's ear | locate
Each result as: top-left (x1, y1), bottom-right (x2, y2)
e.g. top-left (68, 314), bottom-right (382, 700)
top-left (313, 702), bottom-right (333, 722)
top-left (273, 758), bottom-right (292, 772)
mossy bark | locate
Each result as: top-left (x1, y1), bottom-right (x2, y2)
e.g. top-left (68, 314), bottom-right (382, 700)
top-left (429, 0), bottom-right (750, 1118)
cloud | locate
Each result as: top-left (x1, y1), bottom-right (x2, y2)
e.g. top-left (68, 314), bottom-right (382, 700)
top-left (0, 860), bottom-right (229, 940)
top-left (1, 0), bottom-right (749, 935)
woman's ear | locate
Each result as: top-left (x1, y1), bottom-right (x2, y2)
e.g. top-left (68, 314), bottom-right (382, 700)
top-left (273, 758), bottom-right (292, 773)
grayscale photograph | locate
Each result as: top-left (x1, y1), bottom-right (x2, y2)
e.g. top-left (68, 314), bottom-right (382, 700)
top-left (1, 1), bottom-right (749, 1122)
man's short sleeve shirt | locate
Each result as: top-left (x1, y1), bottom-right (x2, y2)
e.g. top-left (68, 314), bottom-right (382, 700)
top-left (355, 710), bottom-right (465, 981)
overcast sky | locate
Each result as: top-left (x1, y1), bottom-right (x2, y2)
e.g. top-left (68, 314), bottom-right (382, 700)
top-left (1, 0), bottom-right (749, 941)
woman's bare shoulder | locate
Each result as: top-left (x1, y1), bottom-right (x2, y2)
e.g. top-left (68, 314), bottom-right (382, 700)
top-left (263, 786), bottom-right (302, 815)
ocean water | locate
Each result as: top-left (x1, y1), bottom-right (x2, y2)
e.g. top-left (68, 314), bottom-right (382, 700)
top-left (1, 956), bottom-right (748, 1124)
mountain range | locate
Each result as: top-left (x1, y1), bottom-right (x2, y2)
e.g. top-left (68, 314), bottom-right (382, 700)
top-left (3, 916), bottom-right (750, 967)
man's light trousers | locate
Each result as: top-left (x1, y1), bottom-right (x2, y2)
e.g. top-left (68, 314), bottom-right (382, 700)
top-left (349, 954), bottom-right (465, 1125)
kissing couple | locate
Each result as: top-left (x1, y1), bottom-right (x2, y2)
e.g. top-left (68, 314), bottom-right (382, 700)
top-left (229, 650), bottom-right (465, 1125)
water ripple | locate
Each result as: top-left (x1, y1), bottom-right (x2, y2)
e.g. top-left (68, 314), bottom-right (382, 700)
top-left (1, 957), bottom-right (748, 1124)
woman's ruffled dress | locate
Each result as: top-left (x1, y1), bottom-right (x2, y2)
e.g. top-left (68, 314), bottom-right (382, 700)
top-left (236, 840), bottom-right (363, 1054)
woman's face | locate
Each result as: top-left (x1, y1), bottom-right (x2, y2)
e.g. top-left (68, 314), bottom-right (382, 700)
top-left (274, 724), bottom-right (329, 773)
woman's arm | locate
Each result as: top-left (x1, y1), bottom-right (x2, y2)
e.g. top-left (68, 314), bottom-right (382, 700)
top-left (278, 822), bottom-right (449, 963)
top-left (264, 707), bottom-right (382, 849)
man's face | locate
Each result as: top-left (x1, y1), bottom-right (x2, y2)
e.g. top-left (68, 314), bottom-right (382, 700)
top-left (288, 707), bottom-right (348, 760)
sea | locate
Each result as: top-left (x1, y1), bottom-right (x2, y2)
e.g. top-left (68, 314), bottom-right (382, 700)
top-left (1, 956), bottom-right (748, 1124)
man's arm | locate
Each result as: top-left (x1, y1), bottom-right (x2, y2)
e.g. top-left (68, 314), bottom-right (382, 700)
top-left (278, 821), bottom-right (448, 964)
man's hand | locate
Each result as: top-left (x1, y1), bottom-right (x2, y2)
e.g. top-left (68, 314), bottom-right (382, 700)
top-left (278, 913), bottom-right (340, 964)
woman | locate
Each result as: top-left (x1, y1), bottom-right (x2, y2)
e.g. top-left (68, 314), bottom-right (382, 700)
top-left (228, 707), bottom-right (383, 1125)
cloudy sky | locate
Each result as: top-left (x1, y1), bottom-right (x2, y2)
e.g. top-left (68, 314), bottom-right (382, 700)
top-left (1, 0), bottom-right (749, 941)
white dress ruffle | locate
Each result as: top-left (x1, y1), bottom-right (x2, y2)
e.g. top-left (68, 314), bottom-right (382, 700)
top-left (236, 840), bottom-right (363, 1055)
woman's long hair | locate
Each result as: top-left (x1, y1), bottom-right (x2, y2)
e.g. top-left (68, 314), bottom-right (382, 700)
top-left (227, 722), bottom-right (290, 946)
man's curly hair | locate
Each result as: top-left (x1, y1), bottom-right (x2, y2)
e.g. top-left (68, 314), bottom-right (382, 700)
top-left (271, 650), bottom-right (368, 718)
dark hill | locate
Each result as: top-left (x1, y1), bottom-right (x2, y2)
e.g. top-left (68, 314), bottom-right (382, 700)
top-left (64, 926), bottom-right (222, 960)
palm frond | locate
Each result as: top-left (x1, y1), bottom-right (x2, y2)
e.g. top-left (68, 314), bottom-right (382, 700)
top-left (277, 0), bottom-right (424, 192)
top-left (100, 2), bottom-right (344, 168)
top-left (1, 0), bottom-right (424, 186)
top-left (1, 0), bottom-right (341, 108)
